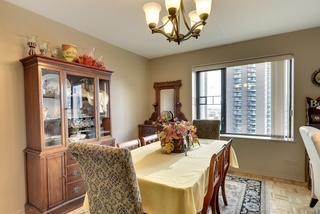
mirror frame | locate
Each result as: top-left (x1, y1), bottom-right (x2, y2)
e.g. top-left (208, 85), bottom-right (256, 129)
top-left (146, 80), bottom-right (187, 124)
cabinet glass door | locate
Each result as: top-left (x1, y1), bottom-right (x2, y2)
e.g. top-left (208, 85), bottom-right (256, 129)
top-left (99, 79), bottom-right (110, 137)
top-left (66, 75), bottom-right (96, 143)
top-left (42, 69), bottom-right (63, 147)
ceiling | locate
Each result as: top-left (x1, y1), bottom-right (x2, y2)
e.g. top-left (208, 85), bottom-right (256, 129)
top-left (6, 0), bottom-right (320, 59)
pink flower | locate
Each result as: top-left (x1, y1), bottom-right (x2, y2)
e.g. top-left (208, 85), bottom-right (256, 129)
top-left (158, 120), bottom-right (199, 147)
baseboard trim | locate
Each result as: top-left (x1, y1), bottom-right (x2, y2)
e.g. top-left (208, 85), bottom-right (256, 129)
top-left (229, 169), bottom-right (308, 187)
top-left (25, 196), bottom-right (84, 214)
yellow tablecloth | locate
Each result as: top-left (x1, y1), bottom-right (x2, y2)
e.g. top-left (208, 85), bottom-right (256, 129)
top-left (83, 139), bottom-right (238, 214)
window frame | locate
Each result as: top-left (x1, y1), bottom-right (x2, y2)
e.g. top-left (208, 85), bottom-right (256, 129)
top-left (195, 58), bottom-right (294, 141)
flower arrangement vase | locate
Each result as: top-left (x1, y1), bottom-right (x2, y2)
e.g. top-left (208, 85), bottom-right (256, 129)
top-left (172, 138), bottom-right (186, 153)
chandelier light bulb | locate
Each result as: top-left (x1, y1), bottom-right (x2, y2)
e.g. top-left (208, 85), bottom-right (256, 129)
top-left (195, 0), bottom-right (212, 20)
top-left (165, 0), bottom-right (181, 15)
top-left (162, 16), bottom-right (174, 34)
top-left (143, 2), bottom-right (162, 29)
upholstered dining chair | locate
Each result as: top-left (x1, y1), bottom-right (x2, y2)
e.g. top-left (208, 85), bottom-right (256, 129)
top-left (300, 126), bottom-right (320, 208)
top-left (202, 147), bottom-right (225, 214)
top-left (220, 139), bottom-right (233, 206)
top-left (117, 139), bottom-right (141, 151)
top-left (141, 134), bottom-right (159, 146)
top-left (193, 120), bottom-right (220, 140)
top-left (68, 143), bottom-right (143, 214)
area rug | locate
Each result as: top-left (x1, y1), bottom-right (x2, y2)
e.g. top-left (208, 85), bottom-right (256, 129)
top-left (68, 175), bottom-right (266, 214)
top-left (219, 175), bottom-right (266, 214)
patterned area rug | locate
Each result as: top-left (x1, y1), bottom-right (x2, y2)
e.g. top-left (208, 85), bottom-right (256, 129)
top-left (68, 175), bottom-right (265, 214)
top-left (220, 176), bottom-right (265, 214)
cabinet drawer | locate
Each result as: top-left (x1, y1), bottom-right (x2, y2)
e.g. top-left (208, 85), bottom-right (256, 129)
top-left (66, 151), bottom-right (77, 165)
top-left (67, 181), bottom-right (86, 200)
top-left (66, 164), bottom-right (82, 183)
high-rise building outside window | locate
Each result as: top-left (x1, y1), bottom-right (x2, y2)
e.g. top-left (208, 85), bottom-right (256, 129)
top-left (195, 56), bottom-right (294, 140)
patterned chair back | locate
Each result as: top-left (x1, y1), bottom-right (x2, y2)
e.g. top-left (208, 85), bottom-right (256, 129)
top-left (193, 120), bottom-right (220, 140)
top-left (68, 143), bottom-right (143, 214)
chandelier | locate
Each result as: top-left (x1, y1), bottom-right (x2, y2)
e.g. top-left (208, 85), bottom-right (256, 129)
top-left (143, 0), bottom-right (212, 44)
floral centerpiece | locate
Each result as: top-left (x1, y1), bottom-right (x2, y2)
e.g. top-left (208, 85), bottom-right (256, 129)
top-left (158, 113), bottom-right (199, 154)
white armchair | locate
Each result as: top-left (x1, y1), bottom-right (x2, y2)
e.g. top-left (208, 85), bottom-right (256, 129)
top-left (299, 126), bottom-right (320, 208)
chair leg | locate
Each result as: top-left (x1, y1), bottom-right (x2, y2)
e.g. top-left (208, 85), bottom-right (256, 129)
top-left (215, 188), bottom-right (220, 214)
top-left (210, 188), bottom-right (219, 214)
top-left (211, 206), bottom-right (216, 214)
top-left (221, 173), bottom-right (228, 206)
top-left (310, 198), bottom-right (318, 208)
top-left (210, 186), bottom-right (220, 214)
top-left (201, 207), bottom-right (208, 214)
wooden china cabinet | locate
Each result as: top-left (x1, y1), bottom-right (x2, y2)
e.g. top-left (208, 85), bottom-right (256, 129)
top-left (20, 55), bottom-right (114, 214)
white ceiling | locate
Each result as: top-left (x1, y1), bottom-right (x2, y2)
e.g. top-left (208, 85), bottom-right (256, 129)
top-left (6, 0), bottom-right (320, 59)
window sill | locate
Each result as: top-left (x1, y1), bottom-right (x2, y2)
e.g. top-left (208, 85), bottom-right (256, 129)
top-left (220, 134), bottom-right (294, 142)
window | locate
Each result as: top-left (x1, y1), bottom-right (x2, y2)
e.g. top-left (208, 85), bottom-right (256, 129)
top-left (197, 70), bottom-right (222, 120)
top-left (195, 56), bottom-right (294, 140)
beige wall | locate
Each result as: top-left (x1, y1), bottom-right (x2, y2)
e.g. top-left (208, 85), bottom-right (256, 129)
top-left (2, 1), bottom-right (320, 213)
top-left (149, 27), bottom-right (320, 182)
top-left (0, 2), bottom-right (150, 213)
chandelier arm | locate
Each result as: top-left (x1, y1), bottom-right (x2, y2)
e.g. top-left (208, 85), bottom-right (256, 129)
top-left (180, 0), bottom-right (191, 31)
top-left (159, 18), bottom-right (175, 37)
top-left (182, 34), bottom-right (194, 41)
top-left (181, 31), bottom-right (194, 41)
top-left (156, 19), bottom-right (170, 30)
top-left (177, 8), bottom-right (181, 35)
top-left (189, 21), bottom-right (206, 32)
top-left (182, 22), bottom-right (203, 39)
top-left (152, 28), bottom-right (173, 41)
top-left (173, 16), bottom-right (180, 39)
top-left (170, 24), bottom-right (175, 36)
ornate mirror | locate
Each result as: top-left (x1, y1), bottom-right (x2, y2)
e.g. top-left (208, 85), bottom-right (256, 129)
top-left (160, 89), bottom-right (175, 114)
top-left (145, 80), bottom-right (187, 124)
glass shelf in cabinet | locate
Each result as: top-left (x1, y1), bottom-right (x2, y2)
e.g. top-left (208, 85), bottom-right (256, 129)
top-left (43, 95), bottom-right (60, 99)
top-left (44, 118), bottom-right (61, 121)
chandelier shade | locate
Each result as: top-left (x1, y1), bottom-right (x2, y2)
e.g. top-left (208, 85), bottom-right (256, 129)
top-left (165, 0), bottom-right (181, 15)
top-left (143, 0), bottom-right (212, 44)
top-left (195, 0), bottom-right (212, 20)
top-left (143, 2), bottom-right (162, 28)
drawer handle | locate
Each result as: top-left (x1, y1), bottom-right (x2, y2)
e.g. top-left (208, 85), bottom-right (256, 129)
top-left (73, 186), bottom-right (81, 194)
top-left (73, 170), bottom-right (81, 177)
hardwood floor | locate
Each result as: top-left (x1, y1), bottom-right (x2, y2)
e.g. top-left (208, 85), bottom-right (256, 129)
top-left (229, 171), bottom-right (320, 214)
top-left (68, 171), bottom-right (320, 214)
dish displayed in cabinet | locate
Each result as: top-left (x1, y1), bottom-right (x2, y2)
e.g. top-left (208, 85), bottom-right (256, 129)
top-left (66, 75), bottom-right (97, 141)
top-left (99, 79), bottom-right (110, 137)
top-left (42, 73), bottom-right (60, 98)
top-left (42, 70), bottom-right (63, 147)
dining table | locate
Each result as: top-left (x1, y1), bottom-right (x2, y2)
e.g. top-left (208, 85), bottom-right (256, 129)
top-left (82, 139), bottom-right (239, 214)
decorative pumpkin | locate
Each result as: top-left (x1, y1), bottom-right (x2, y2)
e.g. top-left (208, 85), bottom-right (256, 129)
top-left (62, 44), bottom-right (78, 62)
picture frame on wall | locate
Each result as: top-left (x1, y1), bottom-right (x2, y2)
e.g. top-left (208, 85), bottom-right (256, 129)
top-left (311, 69), bottom-right (320, 87)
